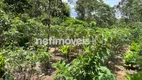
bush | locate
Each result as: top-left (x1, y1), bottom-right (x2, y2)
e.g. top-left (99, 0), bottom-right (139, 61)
top-left (130, 22), bottom-right (142, 42)
top-left (1, 47), bottom-right (52, 79)
top-left (1, 48), bottom-right (38, 79)
top-left (125, 72), bottom-right (142, 80)
top-left (0, 54), bottom-right (5, 77)
top-left (60, 45), bottom-right (74, 60)
top-left (54, 44), bottom-right (115, 80)
top-left (124, 42), bottom-right (142, 67)
top-left (61, 18), bottom-right (89, 27)
top-left (37, 52), bottom-right (52, 64)
top-left (51, 17), bottom-right (65, 25)
top-left (0, 13), bottom-right (47, 47)
top-left (89, 21), bottom-right (96, 28)
top-left (54, 51), bottom-right (115, 80)
top-left (124, 52), bottom-right (138, 66)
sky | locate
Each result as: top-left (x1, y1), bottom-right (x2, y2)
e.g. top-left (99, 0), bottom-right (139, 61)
top-left (69, 0), bottom-right (121, 17)
top-left (104, 0), bottom-right (121, 7)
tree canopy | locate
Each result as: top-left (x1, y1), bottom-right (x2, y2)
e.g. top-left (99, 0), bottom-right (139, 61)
top-left (76, 0), bottom-right (116, 27)
top-left (117, 0), bottom-right (142, 22)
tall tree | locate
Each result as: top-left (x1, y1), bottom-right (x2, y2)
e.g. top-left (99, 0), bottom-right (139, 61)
top-left (93, 3), bottom-right (116, 27)
top-left (117, 0), bottom-right (142, 22)
top-left (76, 0), bottom-right (116, 27)
top-left (3, 0), bottom-right (31, 13)
top-left (41, 0), bottom-right (71, 51)
top-left (76, 0), bottom-right (102, 20)
top-left (2, 0), bottom-right (70, 18)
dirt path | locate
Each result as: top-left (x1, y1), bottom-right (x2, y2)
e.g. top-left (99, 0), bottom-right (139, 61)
top-left (108, 44), bottom-right (137, 80)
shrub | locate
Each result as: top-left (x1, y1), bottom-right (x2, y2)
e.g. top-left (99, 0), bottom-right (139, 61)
top-left (125, 72), bottom-right (142, 80)
top-left (61, 18), bottom-right (89, 27)
top-left (51, 17), bottom-right (65, 25)
top-left (131, 22), bottom-right (142, 42)
top-left (0, 54), bottom-right (5, 77)
top-left (1, 48), bottom-right (38, 79)
top-left (124, 42), bottom-right (142, 67)
top-left (1, 14), bottom-right (46, 47)
top-left (89, 21), bottom-right (96, 28)
top-left (54, 45), bottom-right (115, 80)
top-left (37, 52), bottom-right (52, 64)
top-left (60, 45), bottom-right (74, 60)
top-left (124, 52), bottom-right (138, 66)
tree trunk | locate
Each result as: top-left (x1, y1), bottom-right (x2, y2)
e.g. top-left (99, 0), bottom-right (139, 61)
top-left (47, 0), bottom-right (51, 52)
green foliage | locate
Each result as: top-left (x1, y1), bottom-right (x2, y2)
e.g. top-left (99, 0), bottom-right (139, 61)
top-left (54, 45), bottom-right (115, 80)
top-left (3, 48), bottom-right (38, 68)
top-left (124, 52), bottom-right (138, 66)
top-left (117, 0), bottom-right (142, 22)
top-left (124, 42), bottom-right (142, 67)
top-left (50, 22), bottom-right (91, 39)
top-left (53, 26), bottom-right (134, 80)
top-left (51, 17), bottom-right (65, 25)
top-left (1, 0), bottom-right (71, 19)
top-left (89, 21), bottom-right (96, 28)
top-left (53, 61), bottom-right (74, 80)
top-left (76, 0), bottom-right (116, 27)
top-left (130, 42), bottom-right (140, 52)
top-left (37, 52), bottom-right (52, 64)
top-left (0, 54), bottom-right (5, 77)
top-left (1, 0), bottom-right (142, 79)
top-left (123, 22), bottom-right (142, 67)
top-left (125, 72), bottom-right (142, 80)
top-left (95, 27), bottom-right (131, 56)
top-left (0, 9), bottom-right (10, 34)
top-left (60, 45), bottom-right (74, 59)
top-left (0, 14), bottom-right (46, 47)
top-left (3, 0), bottom-right (31, 13)
top-left (98, 66), bottom-right (115, 80)
top-left (51, 3), bottom-right (71, 18)
top-left (0, 47), bottom-right (52, 79)
top-left (130, 22), bottom-right (142, 42)
top-left (61, 18), bottom-right (88, 27)
top-left (76, 0), bottom-right (102, 20)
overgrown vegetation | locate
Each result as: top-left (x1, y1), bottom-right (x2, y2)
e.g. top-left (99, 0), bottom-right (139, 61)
top-left (0, 0), bottom-right (142, 80)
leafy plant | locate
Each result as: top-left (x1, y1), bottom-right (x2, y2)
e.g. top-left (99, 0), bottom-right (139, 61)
top-left (0, 53), bottom-right (5, 77)
top-left (130, 42), bottom-right (140, 52)
top-left (61, 18), bottom-right (88, 27)
top-left (125, 72), bottom-right (142, 80)
top-left (60, 45), bottom-right (74, 60)
top-left (37, 52), bottom-right (52, 64)
top-left (89, 21), bottom-right (96, 28)
top-left (98, 66), bottom-right (116, 80)
top-left (53, 61), bottom-right (74, 80)
top-left (124, 52), bottom-right (138, 67)
top-left (54, 45), bottom-right (115, 80)
top-left (124, 42), bottom-right (142, 67)
top-left (1, 48), bottom-right (40, 79)
top-left (131, 22), bottom-right (142, 42)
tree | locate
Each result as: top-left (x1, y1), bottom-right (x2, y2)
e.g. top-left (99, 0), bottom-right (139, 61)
top-left (76, 0), bottom-right (102, 21)
top-left (3, 0), bottom-right (31, 13)
top-left (2, 0), bottom-right (70, 18)
top-left (51, 2), bottom-right (70, 18)
top-left (75, 0), bottom-right (116, 27)
top-left (1, 0), bottom-right (72, 51)
top-left (93, 3), bottom-right (116, 27)
top-left (41, 0), bottom-right (71, 51)
top-left (117, 0), bottom-right (142, 23)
